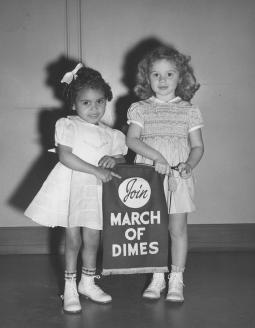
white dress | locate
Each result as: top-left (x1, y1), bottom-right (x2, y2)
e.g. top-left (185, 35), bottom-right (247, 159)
top-left (127, 96), bottom-right (204, 214)
top-left (25, 116), bottom-right (127, 230)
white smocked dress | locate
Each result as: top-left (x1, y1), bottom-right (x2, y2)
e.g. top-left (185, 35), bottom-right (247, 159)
top-left (127, 96), bottom-right (204, 214)
top-left (25, 116), bottom-right (127, 229)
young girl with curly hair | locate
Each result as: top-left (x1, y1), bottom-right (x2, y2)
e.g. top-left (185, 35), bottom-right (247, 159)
top-left (126, 45), bottom-right (204, 302)
top-left (25, 64), bottom-right (127, 313)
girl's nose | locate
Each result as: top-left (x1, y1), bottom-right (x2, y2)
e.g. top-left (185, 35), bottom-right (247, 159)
top-left (159, 75), bottom-right (166, 82)
top-left (91, 103), bottom-right (98, 111)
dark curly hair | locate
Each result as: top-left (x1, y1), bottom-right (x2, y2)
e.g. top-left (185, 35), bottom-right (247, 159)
top-left (134, 46), bottom-right (200, 101)
top-left (63, 66), bottom-right (113, 105)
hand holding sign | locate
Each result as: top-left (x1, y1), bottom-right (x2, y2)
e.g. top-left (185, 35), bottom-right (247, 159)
top-left (111, 171), bottom-right (122, 179)
top-left (98, 155), bottom-right (119, 169)
top-left (154, 158), bottom-right (171, 175)
top-left (176, 162), bottom-right (192, 179)
top-left (97, 156), bottom-right (122, 181)
top-left (95, 166), bottom-right (121, 182)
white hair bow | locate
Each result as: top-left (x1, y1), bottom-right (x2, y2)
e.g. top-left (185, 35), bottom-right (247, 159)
top-left (60, 63), bottom-right (83, 84)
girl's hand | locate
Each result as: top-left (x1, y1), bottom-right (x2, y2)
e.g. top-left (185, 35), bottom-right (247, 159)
top-left (98, 156), bottom-right (117, 169)
top-left (177, 162), bottom-right (192, 179)
top-left (95, 167), bottom-right (121, 183)
top-left (154, 156), bottom-right (171, 175)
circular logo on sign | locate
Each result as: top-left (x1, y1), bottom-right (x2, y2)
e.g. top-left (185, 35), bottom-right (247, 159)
top-left (118, 177), bottom-right (151, 208)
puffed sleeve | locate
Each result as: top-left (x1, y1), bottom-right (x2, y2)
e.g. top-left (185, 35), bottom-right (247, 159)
top-left (111, 130), bottom-right (128, 156)
top-left (55, 118), bottom-right (75, 148)
top-left (187, 106), bottom-right (204, 132)
top-left (127, 102), bottom-right (144, 128)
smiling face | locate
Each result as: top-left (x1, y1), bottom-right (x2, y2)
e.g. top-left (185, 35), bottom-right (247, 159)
top-left (73, 87), bottom-right (106, 125)
top-left (149, 59), bottom-right (180, 101)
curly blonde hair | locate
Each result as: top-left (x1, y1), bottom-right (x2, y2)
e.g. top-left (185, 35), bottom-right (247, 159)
top-left (134, 46), bottom-right (200, 101)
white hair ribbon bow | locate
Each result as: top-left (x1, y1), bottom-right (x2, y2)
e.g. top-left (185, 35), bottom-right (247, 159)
top-left (60, 63), bottom-right (83, 84)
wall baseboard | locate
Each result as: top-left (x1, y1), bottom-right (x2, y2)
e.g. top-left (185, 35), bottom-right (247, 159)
top-left (0, 224), bottom-right (255, 255)
top-left (187, 224), bottom-right (255, 251)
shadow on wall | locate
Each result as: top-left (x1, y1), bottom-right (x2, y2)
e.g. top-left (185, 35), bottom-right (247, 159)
top-left (114, 36), bottom-right (169, 163)
top-left (8, 56), bottom-right (81, 287)
top-left (8, 55), bottom-right (80, 213)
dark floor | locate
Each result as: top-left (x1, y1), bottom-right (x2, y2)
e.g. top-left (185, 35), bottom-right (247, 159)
top-left (0, 252), bottom-right (254, 328)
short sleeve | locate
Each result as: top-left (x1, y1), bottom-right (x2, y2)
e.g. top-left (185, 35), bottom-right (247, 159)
top-left (188, 106), bottom-right (204, 132)
top-left (127, 103), bottom-right (144, 128)
top-left (111, 130), bottom-right (128, 156)
top-left (55, 118), bottom-right (75, 148)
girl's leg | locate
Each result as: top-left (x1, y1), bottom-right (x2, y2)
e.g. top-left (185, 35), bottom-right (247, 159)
top-left (78, 227), bottom-right (112, 304)
top-left (169, 213), bottom-right (188, 269)
top-left (65, 227), bottom-right (82, 271)
top-left (80, 226), bottom-right (100, 269)
top-left (166, 213), bottom-right (187, 302)
top-left (143, 211), bottom-right (168, 300)
top-left (63, 227), bottom-right (82, 314)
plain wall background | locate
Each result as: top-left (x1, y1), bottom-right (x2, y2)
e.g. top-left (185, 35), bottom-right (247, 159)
top-left (1, 0), bottom-right (255, 227)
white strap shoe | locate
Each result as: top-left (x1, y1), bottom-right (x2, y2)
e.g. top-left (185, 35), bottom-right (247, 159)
top-left (142, 273), bottom-right (166, 300)
top-left (78, 275), bottom-right (112, 304)
top-left (166, 272), bottom-right (184, 302)
top-left (63, 278), bottom-right (82, 314)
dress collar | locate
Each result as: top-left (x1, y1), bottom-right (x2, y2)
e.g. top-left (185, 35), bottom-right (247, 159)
top-left (68, 115), bottom-right (102, 127)
top-left (150, 96), bottom-right (181, 104)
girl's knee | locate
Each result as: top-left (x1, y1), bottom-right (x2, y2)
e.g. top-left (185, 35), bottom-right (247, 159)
top-left (67, 238), bottom-right (81, 252)
top-left (83, 237), bottom-right (99, 251)
top-left (169, 226), bottom-right (187, 240)
top-left (82, 228), bottom-right (100, 248)
top-left (65, 229), bottom-right (81, 251)
top-left (169, 220), bottom-right (187, 239)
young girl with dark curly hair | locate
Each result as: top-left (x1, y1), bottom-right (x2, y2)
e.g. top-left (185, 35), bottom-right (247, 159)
top-left (126, 45), bottom-right (204, 302)
top-left (25, 64), bottom-right (127, 313)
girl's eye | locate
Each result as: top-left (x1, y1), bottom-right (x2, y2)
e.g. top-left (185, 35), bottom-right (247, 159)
top-left (97, 98), bottom-right (106, 105)
top-left (83, 101), bottom-right (90, 106)
top-left (151, 72), bottom-right (160, 79)
top-left (167, 72), bottom-right (173, 77)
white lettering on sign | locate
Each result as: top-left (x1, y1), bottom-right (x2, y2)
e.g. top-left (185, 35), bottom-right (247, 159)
top-left (110, 211), bottom-right (160, 226)
top-left (112, 241), bottom-right (159, 257)
top-left (118, 177), bottom-right (151, 208)
top-left (125, 227), bottom-right (146, 241)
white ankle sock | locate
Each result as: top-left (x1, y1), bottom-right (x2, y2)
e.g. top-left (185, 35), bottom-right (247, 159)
top-left (171, 265), bottom-right (185, 273)
top-left (81, 267), bottom-right (96, 277)
top-left (64, 271), bottom-right (77, 280)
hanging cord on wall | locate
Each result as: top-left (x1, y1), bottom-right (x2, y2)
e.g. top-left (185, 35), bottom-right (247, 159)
top-left (78, 0), bottom-right (83, 62)
top-left (65, 0), bottom-right (69, 58)
top-left (64, 0), bottom-right (83, 61)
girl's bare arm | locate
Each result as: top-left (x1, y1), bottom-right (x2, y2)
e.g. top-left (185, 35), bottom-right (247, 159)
top-left (186, 128), bottom-right (204, 169)
top-left (126, 123), bottom-right (171, 174)
top-left (57, 144), bottom-right (119, 181)
top-left (126, 123), bottom-right (166, 162)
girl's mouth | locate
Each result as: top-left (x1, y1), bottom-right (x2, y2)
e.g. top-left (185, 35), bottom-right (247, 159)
top-left (89, 115), bottom-right (99, 120)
